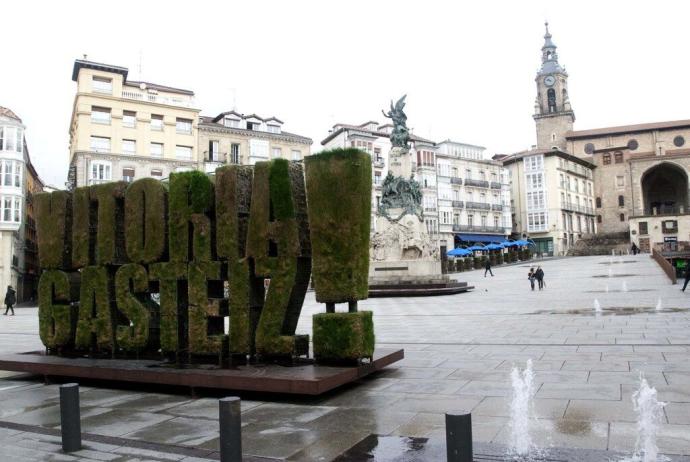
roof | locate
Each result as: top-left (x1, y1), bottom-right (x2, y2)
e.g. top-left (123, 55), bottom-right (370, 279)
top-left (212, 111), bottom-right (243, 123)
top-left (0, 106), bottom-right (21, 122)
top-left (437, 139), bottom-right (487, 150)
top-left (321, 123), bottom-right (435, 146)
top-left (72, 59), bottom-right (128, 81)
top-left (265, 117), bottom-right (284, 124)
top-left (566, 119), bottom-right (690, 140)
top-left (243, 113), bottom-right (264, 121)
top-left (501, 147), bottom-right (596, 169)
top-left (199, 117), bottom-right (312, 144)
top-left (124, 80), bottom-right (194, 96)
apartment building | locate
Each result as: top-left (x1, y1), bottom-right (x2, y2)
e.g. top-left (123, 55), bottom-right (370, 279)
top-left (435, 140), bottom-right (512, 247)
top-left (68, 58), bottom-right (200, 187)
top-left (198, 111), bottom-right (312, 173)
top-left (0, 106), bottom-right (43, 301)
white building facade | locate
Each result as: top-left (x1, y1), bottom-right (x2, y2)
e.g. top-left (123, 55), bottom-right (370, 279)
top-left (0, 107), bottom-right (28, 297)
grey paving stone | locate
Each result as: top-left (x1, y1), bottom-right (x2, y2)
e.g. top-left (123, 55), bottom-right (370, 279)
top-left (609, 422), bottom-right (690, 456)
top-left (537, 383), bottom-right (621, 400)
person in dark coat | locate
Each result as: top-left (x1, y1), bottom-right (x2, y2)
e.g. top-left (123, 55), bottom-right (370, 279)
top-left (631, 242), bottom-right (639, 255)
top-left (484, 258), bottom-right (494, 277)
top-left (682, 259), bottom-right (690, 292)
top-left (4, 285), bottom-right (16, 316)
top-left (535, 266), bottom-right (545, 290)
top-left (528, 268), bottom-right (535, 291)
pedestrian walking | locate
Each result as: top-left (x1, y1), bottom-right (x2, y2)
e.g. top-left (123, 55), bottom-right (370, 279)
top-left (535, 266), bottom-right (545, 290)
top-left (682, 259), bottom-right (690, 292)
top-left (4, 285), bottom-right (15, 316)
top-left (484, 258), bottom-right (494, 277)
top-left (528, 268), bottom-right (535, 291)
top-left (631, 242), bottom-right (639, 255)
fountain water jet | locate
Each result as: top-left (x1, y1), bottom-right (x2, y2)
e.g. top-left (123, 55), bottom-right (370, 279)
top-left (621, 377), bottom-right (668, 462)
top-left (622, 281), bottom-right (628, 292)
top-left (509, 359), bottom-right (536, 457)
top-left (594, 299), bottom-right (602, 315)
top-left (655, 298), bottom-right (662, 311)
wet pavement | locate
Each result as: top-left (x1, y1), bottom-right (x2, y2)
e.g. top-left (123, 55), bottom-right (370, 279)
top-left (1, 254), bottom-right (690, 460)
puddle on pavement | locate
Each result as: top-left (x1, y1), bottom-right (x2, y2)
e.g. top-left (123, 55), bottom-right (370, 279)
top-left (591, 274), bottom-right (637, 278)
top-left (556, 411), bottom-right (591, 436)
top-left (333, 435), bottom-right (429, 461)
top-left (597, 261), bottom-right (638, 265)
top-left (529, 307), bottom-right (689, 316)
top-left (584, 289), bottom-right (652, 293)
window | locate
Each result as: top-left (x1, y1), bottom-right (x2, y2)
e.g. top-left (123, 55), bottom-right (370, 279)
top-left (0, 126), bottom-right (22, 152)
top-left (618, 195), bottom-right (625, 207)
top-left (603, 153), bottom-right (611, 165)
top-left (150, 142), bottom-right (163, 157)
top-left (123, 111), bottom-right (136, 128)
top-left (2, 161), bottom-right (12, 186)
top-left (619, 213), bottom-right (625, 222)
top-left (267, 124), bottom-right (281, 134)
top-left (525, 155), bottom-right (543, 171)
top-left (91, 106), bottom-right (111, 124)
top-left (628, 139), bottom-right (639, 150)
top-left (467, 214), bottom-right (474, 227)
top-left (494, 215), bottom-right (500, 228)
top-left (614, 151), bottom-right (623, 163)
top-left (230, 144), bottom-right (240, 164)
top-left (292, 150), bottom-right (301, 161)
top-left (209, 140), bottom-right (220, 161)
top-left (1, 196), bottom-right (20, 223)
top-left (639, 222), bottom-right (648, 235)
top-left (480, 215), bottom-right (487, 227)
top-left (526, 173), bottom-right (543, 190)
top-left (151, 114), bottom-right (164, 131)
top-left (90, 136), bottom-right (110, 153)
top-left (441, 211), bottom-right (450, 224)
top-left (597, 215), bottom-right (602, 223)
top-left (122, 139), bottom-right (136, 155)
top-left (122, 167), bottom-right (135, 183)
top-left (224, 118), bottom-right (240, 128)
top-left (176, 118), bottom-right (192, 134)
top-left (465, 169), bottom-right (472, 179)
top-left (584, 143), bottom-right (594, 154)
top-left (89, 161), bottom-right (111, 184)
top-left (272, 147), bottom-right (282, 159)
top-left (151, 169), bottom-right (163, 177)
top-left (527, 212), bottom-right (547, 231)
top-left (374, 172), bottom-right (382, 185)
top-left (175, 145), bottom-right (193, 160)
top-left (596, 197), bottom-right (601, 208)
top-left (674, 136), bottom-right (685, 147)
top-left (92, 76), bottom-right (112, 94)
top-left (616, 176), bottom-right (625, 187)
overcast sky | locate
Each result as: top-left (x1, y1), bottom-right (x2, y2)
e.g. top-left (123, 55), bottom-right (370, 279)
top-left (3, 0), bottom-right (690, 187)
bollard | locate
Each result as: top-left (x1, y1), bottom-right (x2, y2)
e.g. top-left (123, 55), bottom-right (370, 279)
top-left (445, 412), bottom-right (472, 462)
top-left (219, 396), bottom-right (242, 462)
top-left (59, 383), bottom-right (82, 452)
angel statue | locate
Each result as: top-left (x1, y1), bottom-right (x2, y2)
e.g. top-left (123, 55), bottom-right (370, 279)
top-left (382, 95), bottom-right (410, 149)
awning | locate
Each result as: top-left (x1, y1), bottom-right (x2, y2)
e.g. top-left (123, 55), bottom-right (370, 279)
top-left (456, 233), bottom-right (506, 244)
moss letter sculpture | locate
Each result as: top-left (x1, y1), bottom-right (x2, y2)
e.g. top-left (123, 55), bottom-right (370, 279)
top-left (312, 311), bottom-right (375, 362)
top-left (114, 264), bottom-right (150, 351)
top-left (38, 270), bottom-right (75, 349)
top-left (304, 148), bottom-right (371, 303)
top-left (169, 171), bottom-right (213, 262)
top-left (75, 266), bottom-right (114, 351)
top-left (35, 191), bottom-right (70, 269)
top-left (125, 178), bottom-right (166, 264)
top-left (149, 262), bottom-right (188, 353)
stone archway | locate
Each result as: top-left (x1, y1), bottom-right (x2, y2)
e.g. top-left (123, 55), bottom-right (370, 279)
top-left (641, 162), bottom-right (689, 214)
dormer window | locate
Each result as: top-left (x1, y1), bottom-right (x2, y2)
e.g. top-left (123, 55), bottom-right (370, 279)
top-left (267, 124), bottom-right (281, 134)
top-left (224, 118), bottom-right (240, 128)
top-left (247, 122), bottom-right (260, 131)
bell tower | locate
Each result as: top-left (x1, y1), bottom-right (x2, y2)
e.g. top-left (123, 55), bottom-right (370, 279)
top-left (533, 22), bottom-right (575, 151)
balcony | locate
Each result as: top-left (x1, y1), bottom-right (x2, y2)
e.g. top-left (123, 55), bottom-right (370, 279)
top-left (373, 158), bottom-right (385, 168)
top-left (464, 179), bottom-right (489, 188)
top-left (490, 181), bottom-right (502, 190)
top-left (121, 90), bottom-right (196, 108)
top-left (452, 200), bottom-right (464, 208)
top-left (424, 207), bottom-right (437, 213)
top-left (561, 202), bottom-right (595, 216)
top-left (491, 204), bottom-right (503, 211)
top-left (465, 201), bottom-right (491, 210)
top-left (450, 177), bottom-right (463, 185)
top-left (452, 224), bottom-right (505, 233)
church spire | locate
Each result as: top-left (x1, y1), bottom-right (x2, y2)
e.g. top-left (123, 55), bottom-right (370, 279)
top-left (539, 21), bottom-right (566, 75)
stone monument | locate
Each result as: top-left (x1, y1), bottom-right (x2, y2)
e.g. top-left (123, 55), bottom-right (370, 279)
top-left (369, 96), bottom-right (471, 295)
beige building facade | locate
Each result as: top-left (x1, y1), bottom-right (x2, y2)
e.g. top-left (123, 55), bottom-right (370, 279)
top-left (503, 149), bottom-right (595, 256)
top-left (198, 111), bottom-right (312, 174)
top-left (68, 59), bottom-right (200, 187)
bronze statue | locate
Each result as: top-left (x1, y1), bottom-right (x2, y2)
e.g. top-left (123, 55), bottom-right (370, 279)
top-left (382, 95), bottom-right (410, 149)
